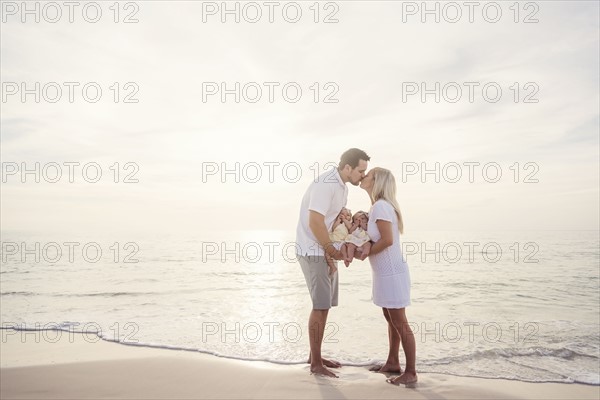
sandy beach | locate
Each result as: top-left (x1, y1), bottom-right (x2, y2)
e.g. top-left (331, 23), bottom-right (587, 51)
top-left (2, 0), bottom-right (599, 397)
top-left (1, 329), bottom-right (597, 400)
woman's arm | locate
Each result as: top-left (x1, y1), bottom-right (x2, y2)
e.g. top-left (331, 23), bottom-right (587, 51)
top-left (368, 219), bottom-right (394, 256)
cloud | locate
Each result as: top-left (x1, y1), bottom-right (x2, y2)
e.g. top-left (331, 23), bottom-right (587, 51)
top-left (1, 1), bottom-right (598, 233)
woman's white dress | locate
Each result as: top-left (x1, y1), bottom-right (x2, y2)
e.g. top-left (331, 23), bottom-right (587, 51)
top-left (367, 199), bottom-right (411, 308)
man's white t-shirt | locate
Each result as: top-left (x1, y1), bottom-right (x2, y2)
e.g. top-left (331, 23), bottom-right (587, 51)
top-left (296, 168), bottom-right (348, 257)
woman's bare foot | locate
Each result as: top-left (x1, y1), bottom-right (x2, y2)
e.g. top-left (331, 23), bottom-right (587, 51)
top-left (311, 365), bottom-right (339, 378)
top-left (369, 362), bottom-right (402, 374)
top-left (322, 358), bottom-right (342, 368)
top-left (386, 372), bottom-right (418, 385)
top-left (307, 357), bottom-right (341, 368)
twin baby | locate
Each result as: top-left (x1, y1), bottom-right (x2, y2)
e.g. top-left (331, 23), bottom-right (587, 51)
top-left (325, 208), bottom-right (372, 275)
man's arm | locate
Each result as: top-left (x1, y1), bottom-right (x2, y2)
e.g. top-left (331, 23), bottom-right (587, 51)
top-left (309, 210), bottom-right (344, 260)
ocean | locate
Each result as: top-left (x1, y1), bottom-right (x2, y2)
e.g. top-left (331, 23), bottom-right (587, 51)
top-left (1, 229), bottom-right (598, 385)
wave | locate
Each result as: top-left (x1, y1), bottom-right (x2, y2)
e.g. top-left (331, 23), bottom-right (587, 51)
top-left (420, 347), bottom-right (600, 364)
top-left (1, 286), bottom-right (301, 297)
top-left (0, 291), bottom-right (160, 297)
top-left (0, 290), bottom-right (214, 297)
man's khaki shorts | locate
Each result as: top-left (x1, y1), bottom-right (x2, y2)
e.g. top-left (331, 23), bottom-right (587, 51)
top-left (298, 255), bottom-right (339, 310)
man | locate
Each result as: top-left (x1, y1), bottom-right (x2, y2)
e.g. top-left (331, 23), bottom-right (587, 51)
top-left (296, 148), bottom-right (370, 378)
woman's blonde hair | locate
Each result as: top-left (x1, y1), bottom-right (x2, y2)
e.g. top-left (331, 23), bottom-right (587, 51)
top-left (370, 167), bottom-right (404, 234)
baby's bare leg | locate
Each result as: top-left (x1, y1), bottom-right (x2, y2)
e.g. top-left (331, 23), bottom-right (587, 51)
top-left (325, 252), bottom-right (337, 275)
top-left (340, 244), bottom-right (351, 267)
top-left (325, 252), bottom-right (334, 268)
top-left (346, 243), bottom-right (357, 262)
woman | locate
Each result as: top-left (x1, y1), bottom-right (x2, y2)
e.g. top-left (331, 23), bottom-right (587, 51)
top-left (360, 167), bottom-right (417, 385)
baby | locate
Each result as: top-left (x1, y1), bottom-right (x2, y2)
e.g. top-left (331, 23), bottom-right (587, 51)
top-left (326, 208), bottom-right (372, 274)
top-left (343, 210), bottom-right (371, 264)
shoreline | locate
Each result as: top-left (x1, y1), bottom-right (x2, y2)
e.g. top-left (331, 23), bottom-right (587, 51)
top-left (1, 327), bottom-right (596, 385)
top-left (1, 329), bottom-right (598, 399)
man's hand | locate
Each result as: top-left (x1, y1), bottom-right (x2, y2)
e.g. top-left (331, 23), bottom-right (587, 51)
top-left (328, 248), bottom-right (344, 260)
top-left (309, 211), bottom-right (345, 262)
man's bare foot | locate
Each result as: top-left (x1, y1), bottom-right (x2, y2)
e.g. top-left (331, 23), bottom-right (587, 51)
top-left (386, 372), bottom-right (418, 385)
top-left (311, 365), bottom-right (339, 378)
top-left (369, 362), bottom-right (402, 374)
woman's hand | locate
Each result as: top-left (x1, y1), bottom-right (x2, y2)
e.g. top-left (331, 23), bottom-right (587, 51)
top-left (356, 242), bottom-right (372, 260)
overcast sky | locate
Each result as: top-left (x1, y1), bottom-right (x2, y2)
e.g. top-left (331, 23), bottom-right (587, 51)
top-left (1, 1), bottom-right (598, 235)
